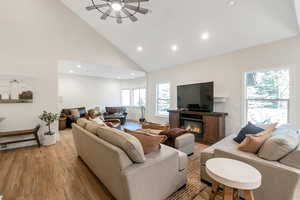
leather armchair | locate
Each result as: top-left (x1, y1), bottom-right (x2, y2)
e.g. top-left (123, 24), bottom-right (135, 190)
top-left (103, 107), bottom-right (128, 125)
top-left (87, 109), bottom-right (121, 129)
top-left (61, 107), bottom-right (87, 128)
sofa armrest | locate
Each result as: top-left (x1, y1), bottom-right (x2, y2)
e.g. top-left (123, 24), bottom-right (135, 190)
top-left (121, 145), bottom-right (185, 200)
top-left (214, 148), bottom-right (300, 200)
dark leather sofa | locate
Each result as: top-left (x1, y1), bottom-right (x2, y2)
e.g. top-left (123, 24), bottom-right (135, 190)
top-left (103, 107), bottom-right (128, 125)
top-left (61, 107), bottom-right (87, 128)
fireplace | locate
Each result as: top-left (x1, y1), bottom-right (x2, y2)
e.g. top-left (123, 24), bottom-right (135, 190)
top-left (182, 120), bottom-right (203, 141)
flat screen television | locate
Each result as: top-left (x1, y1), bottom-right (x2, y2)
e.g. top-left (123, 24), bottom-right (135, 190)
top-left (177, 82), bottom-right (214, 112)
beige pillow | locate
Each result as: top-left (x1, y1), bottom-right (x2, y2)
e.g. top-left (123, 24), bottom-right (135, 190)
top-left (97, 126), bottom-right (146, 163)
top-left (238, 124), bottom-right (277, 153)
top-left (259, 130), bottom-right (299, 161)
top-left (85, 121), bottom-right (106, 135)
top-left (77, 118), bottom-right (89, 128)
top-left (89, 117), bottom-right (107, 126)
top-left (124, 129), bottom-right (167, 154)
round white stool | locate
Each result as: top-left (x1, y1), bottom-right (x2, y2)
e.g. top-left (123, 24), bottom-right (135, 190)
top-left (206, 158), bottom-right (262, 200)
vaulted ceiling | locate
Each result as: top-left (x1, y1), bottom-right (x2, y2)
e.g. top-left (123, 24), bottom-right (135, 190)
top-left (62, 0), bottom-right (299, 72)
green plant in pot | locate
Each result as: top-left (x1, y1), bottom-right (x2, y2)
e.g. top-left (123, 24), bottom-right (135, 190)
top-left (39, 111), bottom-right (59, 145)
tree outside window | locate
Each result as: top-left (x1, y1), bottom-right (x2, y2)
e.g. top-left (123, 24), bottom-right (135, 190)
top-left (246, 69), bottom-right (289, 124)
top-left (156, 83), bottom-right (170, 116)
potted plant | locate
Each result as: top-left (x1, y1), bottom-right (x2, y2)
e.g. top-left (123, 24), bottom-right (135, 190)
top-left (39, 110), bottom-right (59, 146)
top-left (139, 106), bottom-right (146, 123)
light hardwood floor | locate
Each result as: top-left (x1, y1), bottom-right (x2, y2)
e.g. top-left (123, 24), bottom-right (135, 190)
top-left (0, 130), bottom-right (114, 200)
top-left (0, 129), bottom-right (207, 200)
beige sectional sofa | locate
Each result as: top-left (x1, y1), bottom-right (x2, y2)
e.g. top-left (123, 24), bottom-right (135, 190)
top-left (200, 134), bottom-right (300, 200)
top-left (72, 123), bottom-right (187, 200)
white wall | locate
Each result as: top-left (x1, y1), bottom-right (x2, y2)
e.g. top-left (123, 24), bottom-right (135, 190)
top-left (58, 74), bottom-right (121, 111)
top-left (120, 77), bottom-right (147, 121)
top-left (0, 0), bottom-right (140, 148)
top-left (146, 36), bottom-right (300, 135)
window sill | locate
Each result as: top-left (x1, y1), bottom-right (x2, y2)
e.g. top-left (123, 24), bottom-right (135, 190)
top-left (155, 114), bottom-right (169, 118)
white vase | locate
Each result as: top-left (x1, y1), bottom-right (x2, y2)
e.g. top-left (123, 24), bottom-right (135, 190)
top-left (42, 134), bottom-right (57, 146)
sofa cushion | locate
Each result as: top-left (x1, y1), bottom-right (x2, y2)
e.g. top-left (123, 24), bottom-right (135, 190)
top-left (85, 121), bottom-right (106, 135)
top-left (177, 150), bottom-right (188, 171)
top-left (237, 124), bottom-right (276, 153)
top-left (258, 129), bottom-right (299, 161)
top-left (200, 134), bottom-right (237, 165)
top-left (234, 122), bottom-right (264, 143)
top-left (97, 126), bottom-right (146, 163)
top-left (124, 129), bottom-right (167, 154)
top-left (77, 118), bottom-right (90, 128)
top-left (280, 141), bottom-right (300, 169)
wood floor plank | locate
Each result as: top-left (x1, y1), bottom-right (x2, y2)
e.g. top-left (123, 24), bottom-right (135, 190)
top-left (0, 130), bottom-right (115, 200)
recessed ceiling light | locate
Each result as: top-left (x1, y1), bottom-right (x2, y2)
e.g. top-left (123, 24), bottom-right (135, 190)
top-left (137, 46), bottom-right (143, 52)
top-left (201, 32), bottom-right (210, 40)
top-left (117, 76), bottom-right (121, 79)
top-left (69, 70), bottom-right (74, 73)
top-left (77, 65), bottom-right (81, 68)
top-left (171, 44), bottom-right (179, 52)
top-left (130, 73), bottom-right (135, 76)
top-left (111, 2), bottom-right (122, 11)
top-left (227, 0), bottom-right (236, 6)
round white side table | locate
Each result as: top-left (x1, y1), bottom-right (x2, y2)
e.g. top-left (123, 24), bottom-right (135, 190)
top-left (206, 158), bottom-right (261, 200)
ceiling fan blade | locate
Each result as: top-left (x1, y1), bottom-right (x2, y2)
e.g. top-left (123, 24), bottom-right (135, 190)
top-left (101, 8), bottom-right (112, 20)
top-left (86, 4), bottom-right (108, 11)
top-left (115, 12), bottom-right (122, 24)
top-left (122, 8), bottom-right (138, 22)
top-left (124, 4), bottom-right (148, 14)
top-left (124, 0), bottom-right (149, 3)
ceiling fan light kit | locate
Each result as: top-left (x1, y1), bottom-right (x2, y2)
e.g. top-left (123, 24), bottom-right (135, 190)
top-left (86, 0), bottom-right (149, 24)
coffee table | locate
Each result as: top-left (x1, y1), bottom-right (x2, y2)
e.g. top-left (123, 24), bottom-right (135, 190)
top-left (206, 158), bottom-right (261, 200)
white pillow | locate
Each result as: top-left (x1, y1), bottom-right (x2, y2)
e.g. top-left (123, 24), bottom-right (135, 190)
top-left (90, 117), bottom-right (106, 126)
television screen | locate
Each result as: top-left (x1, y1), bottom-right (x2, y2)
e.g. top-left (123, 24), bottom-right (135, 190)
top-left (177, 82), bottom-right (214, 112)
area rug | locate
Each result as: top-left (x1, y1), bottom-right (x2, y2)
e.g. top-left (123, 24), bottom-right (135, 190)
top-left (166, 153), bottom-right (222, 200)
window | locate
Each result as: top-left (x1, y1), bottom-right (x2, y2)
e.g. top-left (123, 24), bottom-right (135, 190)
top-left (245, 69), bottom-right (289, 125)
top-left (133, 88), bottom-right (146, 106)
top-left (121, 89), bottom-right (130, 106)
top-left (156, 83), bottom-right (170, 116)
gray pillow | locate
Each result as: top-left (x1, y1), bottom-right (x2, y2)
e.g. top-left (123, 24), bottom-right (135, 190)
top-left (280, 140), bottom-right (300, 169)
top-left (258, 129), bottom-right (299, 161)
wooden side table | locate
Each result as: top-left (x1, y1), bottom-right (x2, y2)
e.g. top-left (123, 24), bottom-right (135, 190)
top-left (59, 117), bottom-right (67, 130)
top-left (206, 158), bottom-right (261, 200)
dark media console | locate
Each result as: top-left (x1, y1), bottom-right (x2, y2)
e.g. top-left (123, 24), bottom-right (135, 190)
top-left (168, 110), bottom-right (228, 144)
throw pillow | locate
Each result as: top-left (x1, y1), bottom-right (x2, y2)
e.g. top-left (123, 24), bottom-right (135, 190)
top-left (258, 129), bottom-right (299, 161)
top-left (90, 117), bottom-right (107, 126)
top-left (280, 138), bottom-right (300, 169)
top-left (97, 126), bottom-right (146, 163)
top-left (70, 109), bottom-right (80, 118)
top-left (124, 129), bottom-right (167, 154)
top-left (237, 125), bottom-right (276, 153)
top-left (233, 122), bottom-right (264, 144)
top-left (77, 118), bottom-right (90, 128)
top-left (160, 128), bottom-right (188, 138)
top-left (85, 121), bottom-right (106, 135)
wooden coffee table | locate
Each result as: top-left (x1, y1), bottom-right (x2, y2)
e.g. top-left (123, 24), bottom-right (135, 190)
top-left (206, 158), bottom-right (261, 200)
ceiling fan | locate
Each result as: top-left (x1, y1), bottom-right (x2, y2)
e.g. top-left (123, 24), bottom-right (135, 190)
top-left (86, 0), bottom-right (150, 24)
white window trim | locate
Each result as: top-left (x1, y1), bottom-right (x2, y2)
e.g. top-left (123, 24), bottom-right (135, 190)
top-left (243, 67), bottom-right (291, 125)
top-left (155, 82), bottom-right (170, 118)
top-left (133, 88), bottom-right (146, 107)
top-left (121, 89), bottom-right (131, 107)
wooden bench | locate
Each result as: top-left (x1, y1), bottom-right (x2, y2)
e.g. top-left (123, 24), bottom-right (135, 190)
top-left (0, 125), bottom-right (41, 147)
